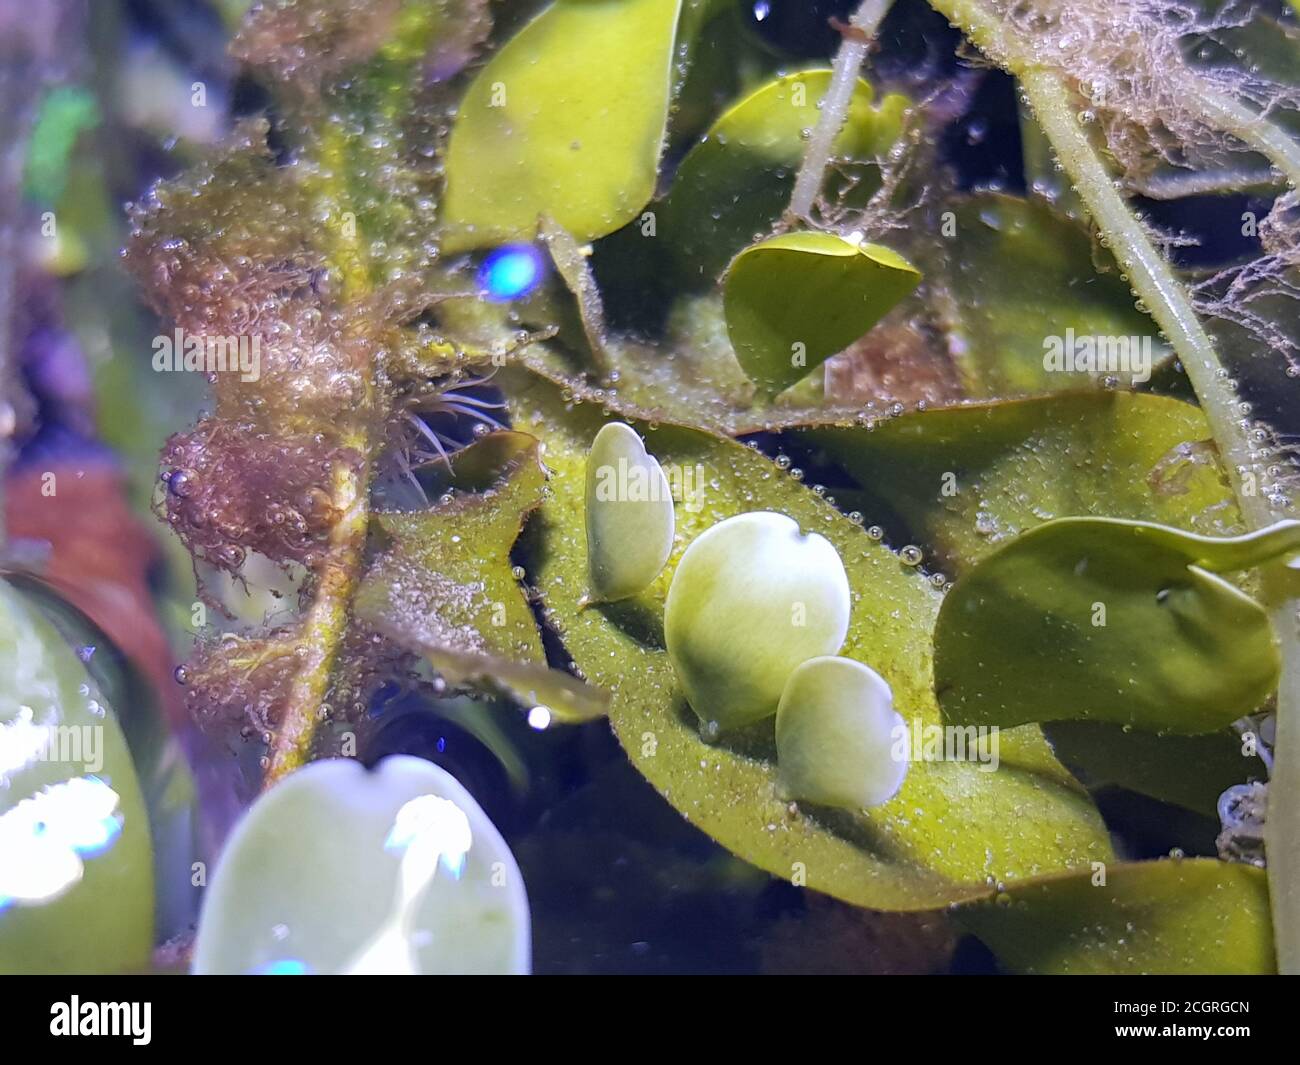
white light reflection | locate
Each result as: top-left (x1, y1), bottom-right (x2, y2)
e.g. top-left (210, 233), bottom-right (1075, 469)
top-left (0, 776), bottom-right (123, 912)
top-left (337, 795), bottom-right (473, 975)
top-left (0, 706), bottom-right (52, 777)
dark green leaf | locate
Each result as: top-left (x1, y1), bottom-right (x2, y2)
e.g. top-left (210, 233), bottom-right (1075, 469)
top-left (803, 391), bottom-right (1240, 574)
top-left (933, 195), bottom-right (1172, 395)
top-left (1044, 720), bottom-right (1258, 816)
top-left (934, 517), bottom-right (1284, 734)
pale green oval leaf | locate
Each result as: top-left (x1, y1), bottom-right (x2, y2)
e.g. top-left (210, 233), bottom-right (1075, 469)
top-left (776, 656), bottom-right (907, 811)
top-left (441, 0), bottom-right (684, 251)
top-left (586, 422), bottom-right (675, 602)
top-left (193, 755), bottom-right (529, 974)
top-left (957, 858), bottom-right (1274, 974)
top-left (724, 232), bottom-right (921, 393)
top-left (935, 517), bottom-right (1280, 734)
top-left (664, 511), bottom-right (850, 731)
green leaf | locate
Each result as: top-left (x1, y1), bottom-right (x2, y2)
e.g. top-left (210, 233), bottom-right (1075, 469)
top-left (956, 859), bottom-right (1275, 974)
top-left (665, 512), bottom-right (850, 732)
top-left (661, 70), bottom-right (908, 286)
top-left (505, 368), bottom-right (1111, 911)
top-left (441, 0), bottom-right (684, 251)
top-left (803, 391), bottom-right (1240, 574)
top-left (193, 755), bottom-right (530, 974)
top-left (724, 232), bottom-right (921, 393)
top-left (775, 656), bottom-right (907, 811)
top-left (585, 422), bottom-right (675, 602)
top-left (0, 581), bottom-right (154, 975)
top-left (356, 431), bottom-right (609, 723)
top-left (932, 195), bottom-right (1172, 395)
top-left (934, 517), bottom-right (1282, 734)
top-left (1043, 721), bottom-right (1258, 816)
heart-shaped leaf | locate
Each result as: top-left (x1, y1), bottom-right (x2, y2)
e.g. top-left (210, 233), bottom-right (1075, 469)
top-left (441, 0), bottom-right (684, 251)
top-left (505, 368), bottom-right (1111, 912)
top-left (934, 517), bottom-right (1293, 734)
top-left (661, 70), bottom-right (908, 286)
top-left (0, 581), bottom-right (153, 974)
top-left (724, 232), bottom-right (921, 393)
top-left (193, 755), bottom-right (529, 974)
top-left (956, 858), bottom-right (1274, 974)
top-left (585, 422), bottom-right (675, 602)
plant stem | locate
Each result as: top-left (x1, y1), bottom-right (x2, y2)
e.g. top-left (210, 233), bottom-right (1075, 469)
top-left (927, 0), bottom-right (1300, 974)
top-left (1193, 85), bottom-right (1300, 193)
top-left (262, 451), bottom-right (369, 786)
top-left (788, 0), bottom-right (893, 221)
top-left (262, 124), bottom-right (378, 790)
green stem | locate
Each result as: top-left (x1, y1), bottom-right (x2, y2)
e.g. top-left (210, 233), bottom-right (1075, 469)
top-left (788, 0), bottom-right (894, 221)
top-left (1193, 85), bottom-right (1300, 193)
top-left (927, 0), bottom-right (1300, 974)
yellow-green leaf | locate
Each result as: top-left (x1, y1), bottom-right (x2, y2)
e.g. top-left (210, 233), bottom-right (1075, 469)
top-left (957, 859), bottom-right (1275, 974)
top-left (506, 368), bottom-right (1111, 912)
top-left (441, 0), bottom-right (684, 251)
top-left (356, 432), bottom-right (609, 723)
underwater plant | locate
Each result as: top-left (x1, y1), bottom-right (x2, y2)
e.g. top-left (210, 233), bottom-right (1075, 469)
top-left (4, 0), bottom-right (1300, 977)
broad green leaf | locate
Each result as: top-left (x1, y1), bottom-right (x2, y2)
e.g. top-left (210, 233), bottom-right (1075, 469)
top-left (441, 0), bottom-right (684, 251)
top-left (932, 195), bottom-right (1172, 395)
top-left (0, 581), bottom-right (153, 975)
top-left (724, 232), bottom-right (921, 392)
top-left (356, 432), bottom-right (609, 723)
top-left (585, 422), bottom-right (675, 602)
top-left (662, 71), bottom-right (908, 286)
top-left (1043, 721), bottom-right (1258, 816)
top-left (957, 858), bottom-right (1274, 974)
top-left (934, 517), bottom-right (1281, 734)
top-left (803, 391), bottom-right (1240, 574)
top-left (193, 755), bottom-right (529, 974)
top-left (505, 368), bottom-right (1111, 912)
